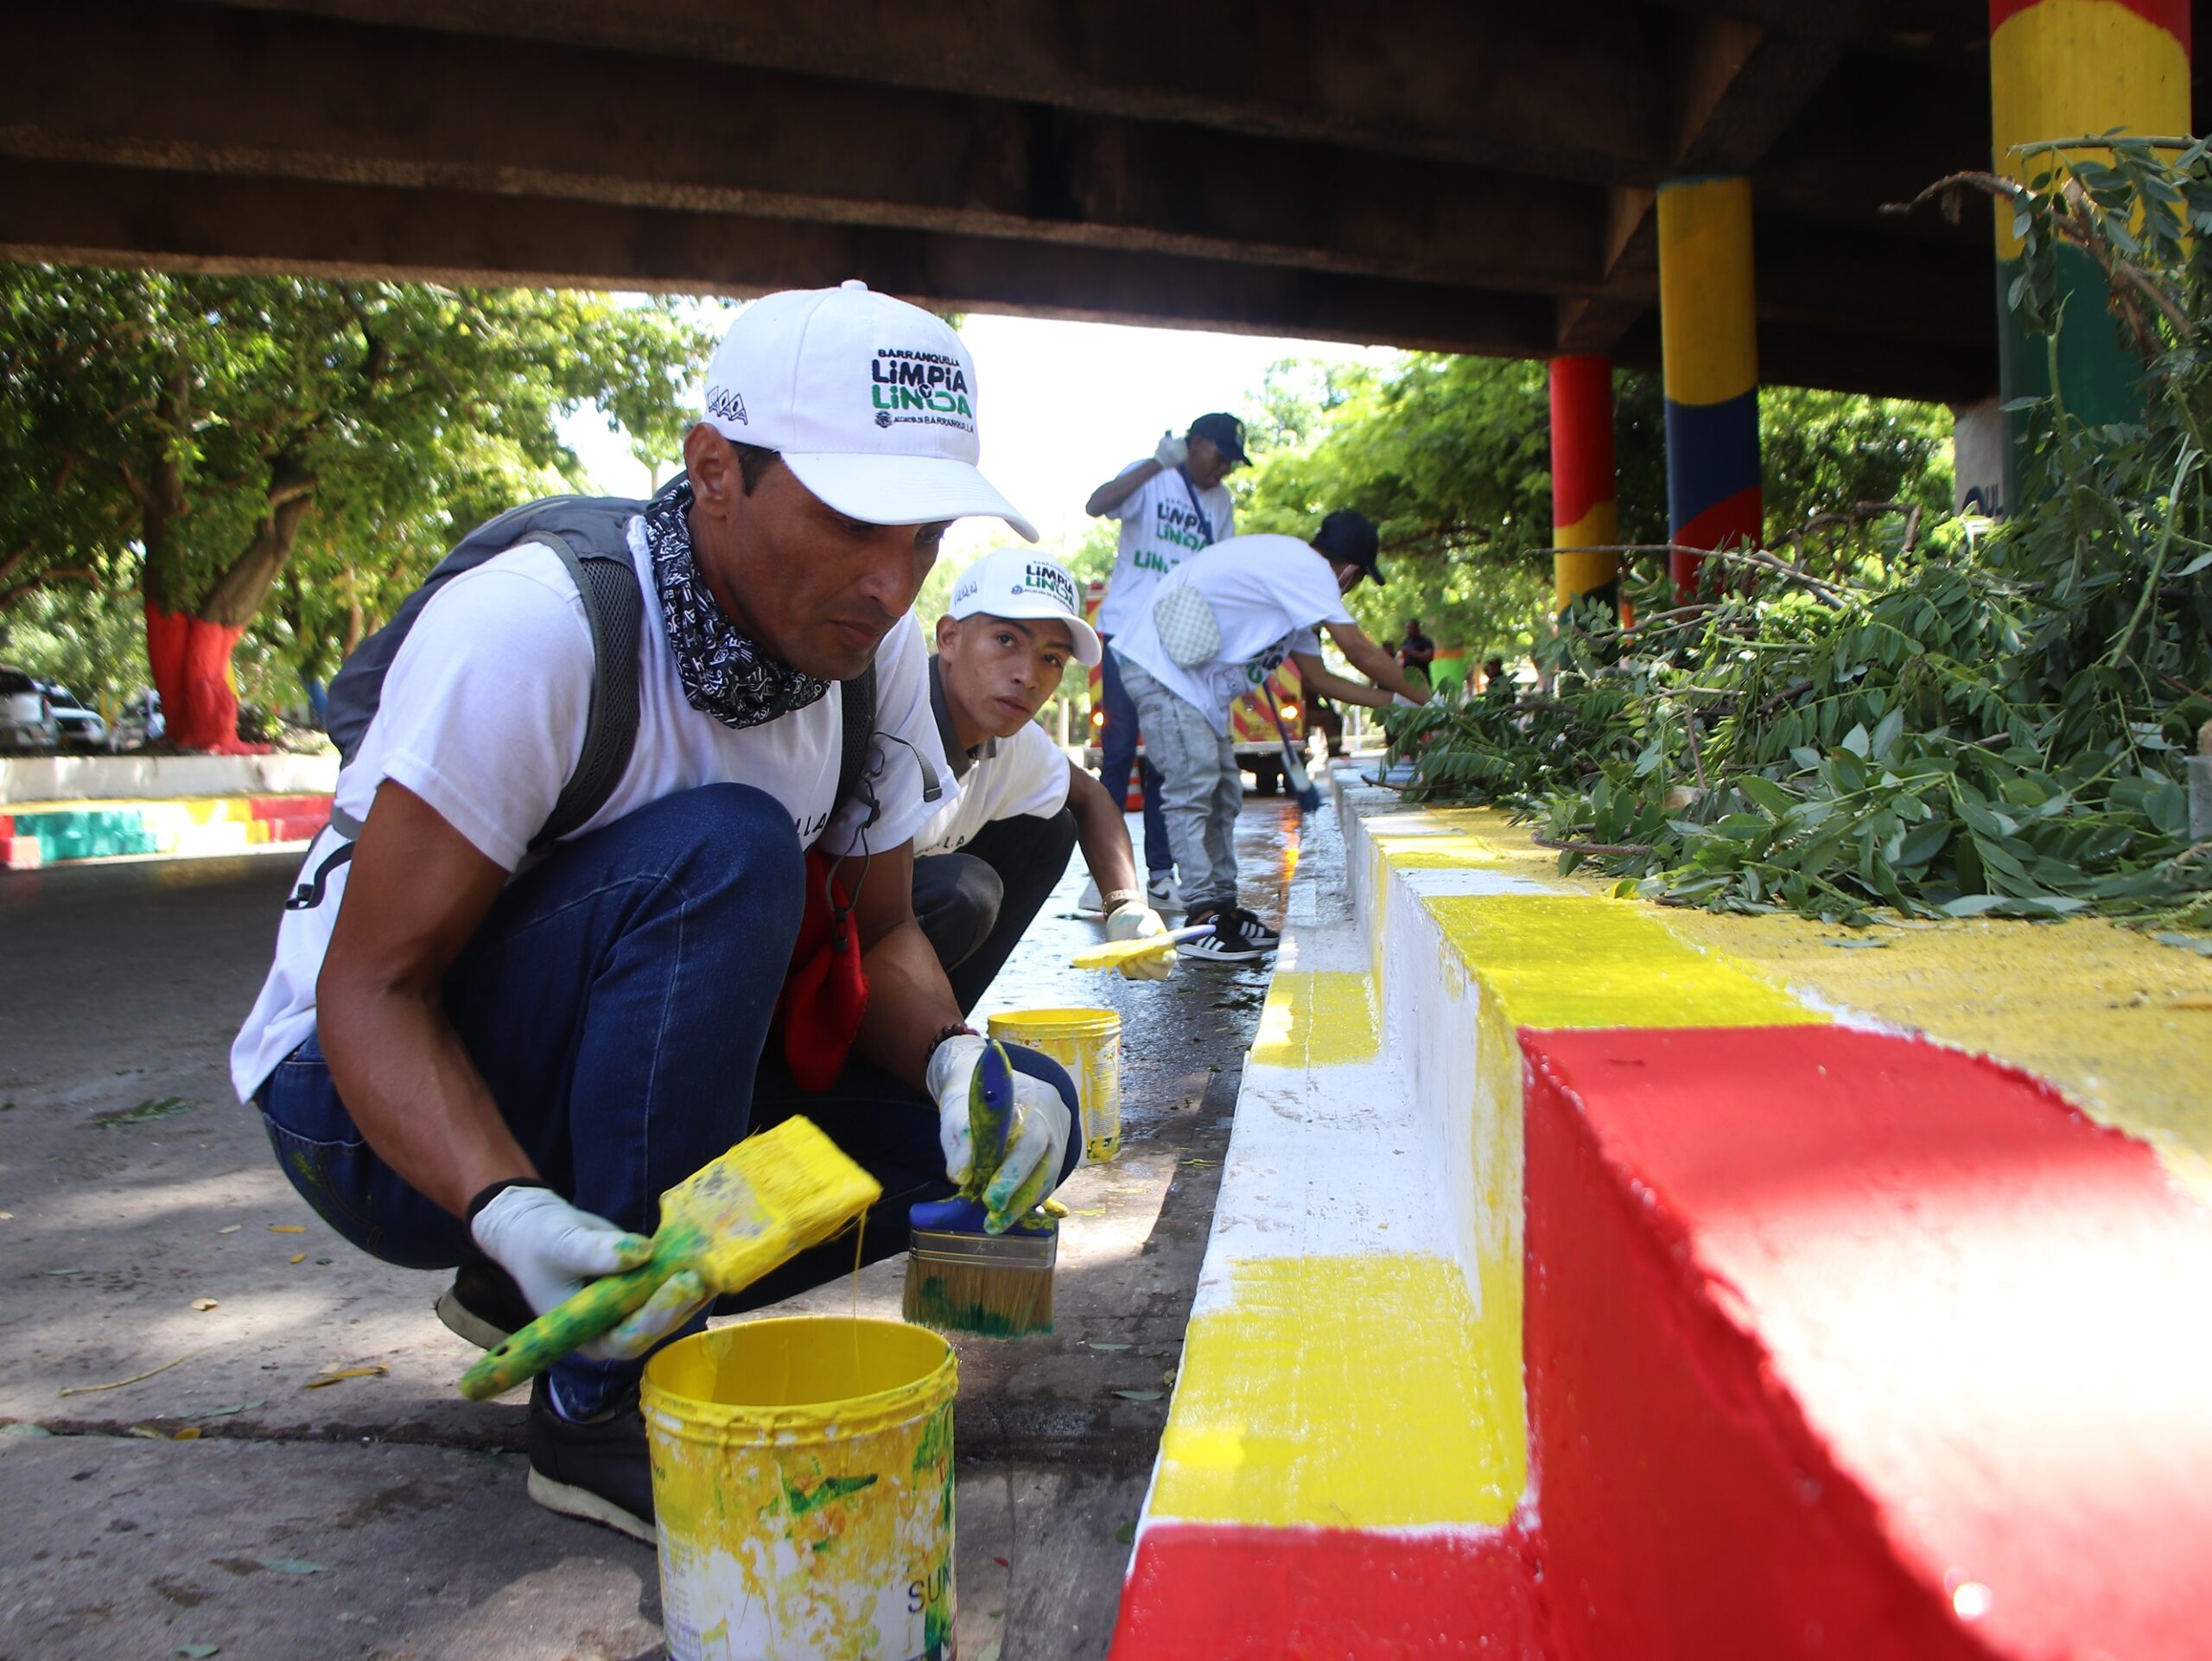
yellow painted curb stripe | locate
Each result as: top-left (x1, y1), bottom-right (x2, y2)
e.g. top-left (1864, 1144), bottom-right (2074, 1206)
top-left (1427, 893), bottom-right (1820, 1032)
top-left (1154, 1254), bottom-right (1524, 1529)
top-left (1249, 970), bottom-right (1379, 1069)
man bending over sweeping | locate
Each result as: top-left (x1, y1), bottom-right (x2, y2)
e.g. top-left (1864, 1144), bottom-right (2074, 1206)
top-left (230, 285), bottom-right (1083, 1544)
top-left (911, 546), bottom-right (1178, 1010)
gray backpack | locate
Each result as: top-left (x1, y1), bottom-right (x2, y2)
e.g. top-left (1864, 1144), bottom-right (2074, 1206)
top-left (321, 487), bottom-right (875, 850)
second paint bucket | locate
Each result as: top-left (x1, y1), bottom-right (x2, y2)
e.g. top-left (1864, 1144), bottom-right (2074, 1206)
top-left (987, 1006), bottom-right (1122, 1163)
top-left (642, 1317), bottom-right (957, 1661)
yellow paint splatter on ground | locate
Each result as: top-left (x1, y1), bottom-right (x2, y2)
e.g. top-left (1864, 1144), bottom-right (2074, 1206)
top-left (1429, 893), bottom-right (1819, 1031)
top-left (1249, 971), bottom-right (1379, 1068)
top-left (1657, 907), bottom-right (2212, 1199)
top-left (1155, 1254), bottom-right (1522, 1529)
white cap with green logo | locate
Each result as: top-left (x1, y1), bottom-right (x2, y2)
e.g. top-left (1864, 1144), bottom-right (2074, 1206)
top-left (948, 547), bottom-right (1102, 666)
top-left (701, 280), bottom-right (1037, 541)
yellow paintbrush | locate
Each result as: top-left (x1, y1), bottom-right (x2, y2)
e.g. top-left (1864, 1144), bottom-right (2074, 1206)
top-left (1067, 924), bottom-right (1212, 972)
top-left (457, 1117), bottom-right (880, 1401)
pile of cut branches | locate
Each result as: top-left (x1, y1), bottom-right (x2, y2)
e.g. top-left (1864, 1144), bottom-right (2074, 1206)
top-left (1385, 139), bottom-right (2212, 931)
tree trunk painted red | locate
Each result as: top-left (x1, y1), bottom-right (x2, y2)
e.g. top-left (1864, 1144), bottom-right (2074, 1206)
top-left (143, 602), bottom-right (253, 753)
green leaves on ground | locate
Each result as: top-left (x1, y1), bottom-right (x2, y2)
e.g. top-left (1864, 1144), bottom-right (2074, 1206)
top-left (91, 1098), bottom-right (195, 1129)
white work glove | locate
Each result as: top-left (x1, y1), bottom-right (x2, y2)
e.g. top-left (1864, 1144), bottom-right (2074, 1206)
top-left (926, 1034), bottom-right (1074, 1232)
top-left (1154, 430), bottom-right (1188, 470)
top-left (1105, 901), bottom-right (1176, 981)
top-left (470, 1184), bottom-right (709, 1362)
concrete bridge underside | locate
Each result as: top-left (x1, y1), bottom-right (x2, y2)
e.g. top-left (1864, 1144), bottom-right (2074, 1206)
top-left (2, 2), bottom-right (2204, 404)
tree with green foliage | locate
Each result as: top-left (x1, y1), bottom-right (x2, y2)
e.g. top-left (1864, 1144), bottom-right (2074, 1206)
top-left (0, 267), bottom-right (709, 749)
top-left (1234, 352), bottom-right (1957, 671)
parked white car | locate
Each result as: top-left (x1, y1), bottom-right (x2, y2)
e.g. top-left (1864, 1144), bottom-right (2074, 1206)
top-left (0, 665), bottom-right (59, 751)
top-left (35, 680), bottom-right (108, 750)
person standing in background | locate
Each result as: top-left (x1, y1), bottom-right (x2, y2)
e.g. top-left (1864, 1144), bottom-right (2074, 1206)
top-left (1082, 412), bottom-right (1245, 913)
top-left (1398, 619), bottom-right (1436, 687)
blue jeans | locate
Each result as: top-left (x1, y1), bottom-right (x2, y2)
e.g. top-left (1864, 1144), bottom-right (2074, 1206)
top-left (256, 783), bottom-right (1080, 1416)
top-left (1098, 639), bottom-right (1173, 876)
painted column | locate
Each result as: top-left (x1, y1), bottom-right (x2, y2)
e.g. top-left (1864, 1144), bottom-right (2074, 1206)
top-left (1656, 175), bottom-right (1761, 604)
top-left (1989, 0), bottom-right (2190, 510)
top-left (1550, 355), bottom-right (1619, 614)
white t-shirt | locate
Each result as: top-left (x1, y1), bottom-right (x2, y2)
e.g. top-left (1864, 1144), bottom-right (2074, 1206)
top-left (1111, 533), bottom-right (1355, 733)
top-left (913, 721), bottom-right (1071, 856)
top-left (1093, 461), bottom-right (1235, 637)
top-left (228, 521), bottom-right (952, 1101)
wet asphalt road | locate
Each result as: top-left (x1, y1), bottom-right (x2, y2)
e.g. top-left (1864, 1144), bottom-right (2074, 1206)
top-left (0, 799), bottom-right (1304, 1661)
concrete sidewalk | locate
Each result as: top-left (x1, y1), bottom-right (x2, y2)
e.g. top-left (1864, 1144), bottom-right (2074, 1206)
top-left (0, 805), bottom-right (1301, 1660)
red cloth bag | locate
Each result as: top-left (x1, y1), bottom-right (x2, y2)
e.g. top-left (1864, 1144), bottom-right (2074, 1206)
top-left (774, 848), bottom-right (870, 1091)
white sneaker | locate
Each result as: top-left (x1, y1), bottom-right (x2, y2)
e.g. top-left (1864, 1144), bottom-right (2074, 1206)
top-left (1146, 871), bottom-right (1183, 913)
top-left (1075, 878), bottom-right (1103, 917)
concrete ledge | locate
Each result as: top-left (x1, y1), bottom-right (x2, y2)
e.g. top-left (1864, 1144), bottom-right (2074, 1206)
top-left (1, 793), bottom-right (330, 869)
top-left (0, 750), bottom-right (337, 805)
top-left (1111, 773), bottom-right (2212, 1658)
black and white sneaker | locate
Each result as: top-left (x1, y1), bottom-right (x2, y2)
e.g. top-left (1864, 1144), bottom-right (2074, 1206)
top-left (1232, 908), bottom-right (1282, 949)
top-left (1146, 871), bottom-right (1184, 913)
top-left (435, 1256), bottom-right (531, 1351)
top-left (1180, 910), bottom-right (1273, 963)
top-left (527, 1379), bottom-right (658, 1545)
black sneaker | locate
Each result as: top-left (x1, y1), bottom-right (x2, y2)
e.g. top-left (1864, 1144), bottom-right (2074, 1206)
top-left (526, 1379), bottom-right (658, 1545)
top-left (435, 1256), bottom-right (531, 1351)
top-left (1180, 910), bottom-right (1272, 963)
top-left (1232, 907), bottom-right (1282, 948)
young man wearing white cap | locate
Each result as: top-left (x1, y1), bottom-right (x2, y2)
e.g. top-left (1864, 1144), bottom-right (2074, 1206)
top-left (1083, 412), bottom-right (1248, 912)
top-left (1113, 511), bottom-right (1430, 961)
top-left (911, 548), bottom-right (1175, 1010)
top-left (231, 283), bottom-right (1084, 1543)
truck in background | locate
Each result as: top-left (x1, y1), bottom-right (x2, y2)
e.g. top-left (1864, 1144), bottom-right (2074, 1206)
top-left (1078, 578), bottom-right (1309, 799)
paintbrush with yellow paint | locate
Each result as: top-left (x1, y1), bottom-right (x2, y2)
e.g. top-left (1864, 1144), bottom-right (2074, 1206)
top-left (903, 1040), bottom-right (1057, 1337)
top-left (458, 1117), bottom-right (880, 1401)
top-left (1069, 924), bottom-right (1211, 973)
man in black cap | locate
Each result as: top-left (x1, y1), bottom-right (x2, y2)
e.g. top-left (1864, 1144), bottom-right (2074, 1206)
top-left (1107, 512), bottom-right (1428, 962)
top-left (1082, 412), bottom-right (1248, 914)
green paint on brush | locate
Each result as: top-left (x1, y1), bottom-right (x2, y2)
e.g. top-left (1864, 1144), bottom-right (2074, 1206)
top-left (906, 1278), bottom-right (1054, 1338)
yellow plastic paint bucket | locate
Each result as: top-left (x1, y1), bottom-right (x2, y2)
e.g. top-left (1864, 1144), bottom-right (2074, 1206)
top-left (641, 1316), bottom-right (957, 1661)
top-left (987, 1006), bottom-right (1122, 1163)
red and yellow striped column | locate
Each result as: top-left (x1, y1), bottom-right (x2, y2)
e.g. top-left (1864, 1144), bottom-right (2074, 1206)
top-left (1549, 355), bottom-right (1619, 614)
top-left (1989, 0), bottom-right (2190, 508)
top-left (1657, 176), bottom-right (1762, 603)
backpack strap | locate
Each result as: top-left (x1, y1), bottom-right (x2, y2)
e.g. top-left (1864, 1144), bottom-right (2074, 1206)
top-left (531, 531), bottom-right (643, 850)
top-left (835, 661), bottom-right (878, 824)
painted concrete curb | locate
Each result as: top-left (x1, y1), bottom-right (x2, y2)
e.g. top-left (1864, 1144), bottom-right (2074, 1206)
top-left (1109, 776), bottom-right (2212, 1659)
top-left (0, 793), bottom-right (331, 869)
top-left (0, 750), bottom-right (338, 805)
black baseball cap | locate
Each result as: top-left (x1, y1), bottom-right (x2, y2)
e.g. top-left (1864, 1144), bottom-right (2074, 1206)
top-left (1312, 510), bottom-right (1384, 585)
top-left (1186, 412), bottom-right (1249, 466)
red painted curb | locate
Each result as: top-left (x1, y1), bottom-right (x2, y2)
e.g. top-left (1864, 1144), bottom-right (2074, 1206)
top-left (1522, 1024), bottom-right (2212, 1661)
top-left (1113, 1523), bottom-right (1541, 1660)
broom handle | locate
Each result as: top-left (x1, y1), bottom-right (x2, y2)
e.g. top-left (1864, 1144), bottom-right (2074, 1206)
top-left (457, 1259), bottom-right (669, 1402)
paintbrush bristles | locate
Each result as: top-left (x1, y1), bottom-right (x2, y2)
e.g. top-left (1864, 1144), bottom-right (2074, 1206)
top-left (903, 1253), bottom-right (1055, 1338)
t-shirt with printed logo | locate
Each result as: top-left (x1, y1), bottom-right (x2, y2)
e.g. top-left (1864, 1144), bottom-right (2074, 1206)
top-left (227, 520), bottom-right (952, 1104)
top-left (1094, 461), bottom-right (1235, 637)
top-left (1110, 534), bottom-right (1354, 735)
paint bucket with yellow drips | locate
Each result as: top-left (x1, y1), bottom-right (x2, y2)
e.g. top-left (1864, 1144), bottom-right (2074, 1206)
top-left (642, 1317), bottom-right (957, 1661)
top-left (987, 1006), bottom-right (1122, 1163)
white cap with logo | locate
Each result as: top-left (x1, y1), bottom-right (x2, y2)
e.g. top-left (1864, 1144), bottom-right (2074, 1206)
top-left (948, 547), bottom-right (1102, 666)
top-left (700, 280), bottom-right (1037, 540)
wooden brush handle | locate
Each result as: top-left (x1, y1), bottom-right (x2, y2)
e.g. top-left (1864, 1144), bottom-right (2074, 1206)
top-left (457, 1260), bottom-right (667, 1402)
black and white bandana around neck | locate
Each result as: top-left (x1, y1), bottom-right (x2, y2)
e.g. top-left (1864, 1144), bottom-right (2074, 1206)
top-left (643, 479), bottom-right (830, 730)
